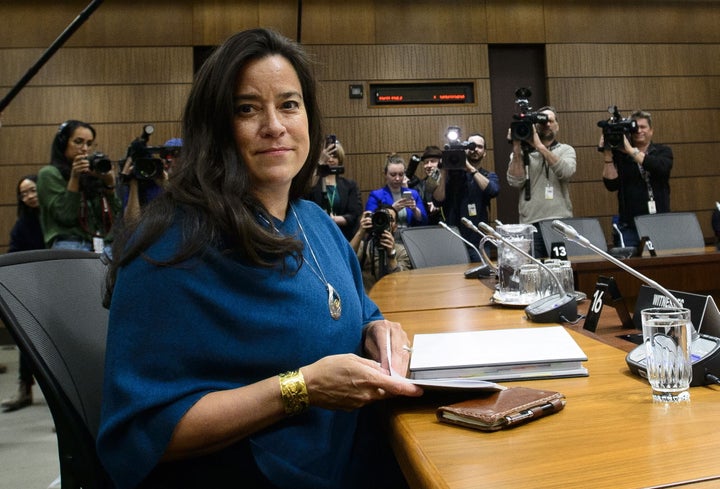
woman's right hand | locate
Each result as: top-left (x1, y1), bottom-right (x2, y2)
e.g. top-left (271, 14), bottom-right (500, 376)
top-left (301, 353), bottom-right (423, 411)
top-left (71, 153), bottom-right (90, 177)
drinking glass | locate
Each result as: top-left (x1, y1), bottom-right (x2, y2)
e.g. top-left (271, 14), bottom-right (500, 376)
top-left (641, 307), bottom-right (692, 402)
top-left (519, 264), bottom-right (540, 303)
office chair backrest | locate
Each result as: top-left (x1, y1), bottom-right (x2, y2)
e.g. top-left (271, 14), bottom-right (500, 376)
top-left (634, 212), bottom-right (705, 250)
top-left (400, 225), bottom-right (470, 268)
top-left (538, 218), bottom-right (608, 258)
top-left (0, 249), bottom-right (112, 488)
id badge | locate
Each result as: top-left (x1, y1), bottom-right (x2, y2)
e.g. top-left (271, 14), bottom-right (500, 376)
top-left (467, 203), bottom-right (477, 217)
top-left (92, 236), bottom-right (104, 254)
top-left (545, 185), bottom-right (554, 200)
top-left (648, 200), bottom-right (657, 214)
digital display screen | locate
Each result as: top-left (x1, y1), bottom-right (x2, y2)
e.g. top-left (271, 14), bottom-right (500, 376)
top-left (370, 82), bottom-right (474, 106)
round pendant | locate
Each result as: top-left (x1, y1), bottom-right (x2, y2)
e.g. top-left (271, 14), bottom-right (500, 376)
top-left (327, 283), bottom-right (342, 320)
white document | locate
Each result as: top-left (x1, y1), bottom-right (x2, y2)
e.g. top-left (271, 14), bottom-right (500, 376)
top-left (409, 326), bottom-right (588, 381)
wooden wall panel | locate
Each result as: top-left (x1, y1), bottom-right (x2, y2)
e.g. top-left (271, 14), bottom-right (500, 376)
top-left (3, 85), bottom-right (190, 127)
top-left (548, 78), bottom-right (720, 113)
top-left (0, 1), bottom-right (195, 48)
top-left (547, 44), bottom-right (720, 78)
top-left (192, 0), bottom-right (297, 45)
top-left (0, 47), bottom-right (193, 87)
top-left (544, 1), bottom-right (720, 43)
top-left (485, 1), bottom-right (546, 43)
top-left (301, 0), bottom-right (377, 44)
top-left (307, 45), bottom-right (489, 82)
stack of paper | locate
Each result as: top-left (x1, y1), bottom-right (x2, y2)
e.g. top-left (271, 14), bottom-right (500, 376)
top-left (409, 326), bottom-right (588, 382)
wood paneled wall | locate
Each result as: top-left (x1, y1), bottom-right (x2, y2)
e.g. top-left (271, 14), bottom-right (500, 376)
top-left (1, 0), bottom-right (719, 252)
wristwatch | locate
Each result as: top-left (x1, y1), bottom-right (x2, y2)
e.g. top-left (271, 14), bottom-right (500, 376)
top-left (471, 170), bottom-right (478, 175)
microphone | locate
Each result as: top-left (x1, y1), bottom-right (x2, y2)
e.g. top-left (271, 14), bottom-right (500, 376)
top-left (551, 220), bottom-right (680, 308)
top-left (550, 219), bottom-right (720, 386)
top-left (438, 221), bottom-right (493, 278)
top-left (610, 222), bottom-right (637, 259)
top-left (478, 222), bottom-right (578, 323)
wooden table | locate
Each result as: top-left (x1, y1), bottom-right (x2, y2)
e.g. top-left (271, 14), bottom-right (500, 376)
top-left (370, 266), bottom-right (720, 489)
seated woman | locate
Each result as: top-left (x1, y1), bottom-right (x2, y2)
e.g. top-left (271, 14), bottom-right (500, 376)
top-left (305, 137), bottom-right (362, 241)
top-left (365, 154), bottom-right (428, 231)
top-left (350, 205), bottom-right (411, 290)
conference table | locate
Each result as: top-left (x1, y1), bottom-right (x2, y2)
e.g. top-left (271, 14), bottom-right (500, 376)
top-left (370, 264), bottom-right (720, 489)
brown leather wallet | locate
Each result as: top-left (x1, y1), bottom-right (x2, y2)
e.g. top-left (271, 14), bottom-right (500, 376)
top-left (436, 386), bottom-right (566, 431)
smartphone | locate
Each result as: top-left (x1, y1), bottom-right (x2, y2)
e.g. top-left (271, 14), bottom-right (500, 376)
top-left (402, 190), bottom-right (413, 200)
top-left (325, 134), bottom-right (337, 147)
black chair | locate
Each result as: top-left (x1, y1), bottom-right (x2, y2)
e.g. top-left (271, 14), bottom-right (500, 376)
top-left (400, 225), bottom-right (470, 268)
top-left (634, 212), bottom-right (705, 250)
top-left (539, 217), bottom-right (608, 258)
top-left (0, 250), bottom-right (113, 488)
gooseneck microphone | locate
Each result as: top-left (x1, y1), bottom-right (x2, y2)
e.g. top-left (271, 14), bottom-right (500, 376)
top-left (551, 220), bottom-right (681, 309)
top-left (550, 219), bottom-right (720, 387)
top-left (459, 218), bottom-right (497, 273)
top-left (438, 221), bottom-right (493, 278)
top-left (478, 222), bottom-right (578, 323)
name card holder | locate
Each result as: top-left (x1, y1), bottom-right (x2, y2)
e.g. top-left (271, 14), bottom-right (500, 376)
top-left (584, 276), bottom-right (633, 333)
top-left (633, 285), bottom-right (720, 338)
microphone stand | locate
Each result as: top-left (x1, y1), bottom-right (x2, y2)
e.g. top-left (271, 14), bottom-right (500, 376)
top-left (478, 222), bottom-right (578, 323)
top-left (438, 221), bottom-right (493, 277)
top-left (550, 220), bottom-right (681, 309)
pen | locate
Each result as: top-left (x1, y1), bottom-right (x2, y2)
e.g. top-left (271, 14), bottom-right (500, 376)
top-left (504, 400), bottom-right (561, 425)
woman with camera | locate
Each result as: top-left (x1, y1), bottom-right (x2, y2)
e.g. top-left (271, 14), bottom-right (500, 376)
top-left (305, 137), bottom-right (363, 241)
top-left (37, 120), bottom-right (121, 254)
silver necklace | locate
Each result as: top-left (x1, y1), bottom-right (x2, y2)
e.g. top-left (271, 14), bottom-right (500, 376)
top-left (291, 205), bottom-right (342, 320)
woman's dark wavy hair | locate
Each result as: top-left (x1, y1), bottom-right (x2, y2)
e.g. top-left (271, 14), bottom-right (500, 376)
top-left (51, 119), bottom-right (101, 193)
top-left (104, 28), bottom-right (323, 306)
top-left (16, 174), bottom-right (39, 219)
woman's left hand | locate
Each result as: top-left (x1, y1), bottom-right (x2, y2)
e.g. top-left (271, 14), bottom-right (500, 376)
top-left (363, 319), bottom-right (413, 376)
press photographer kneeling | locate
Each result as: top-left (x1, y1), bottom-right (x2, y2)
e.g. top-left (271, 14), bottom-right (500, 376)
top-left (350, 205), bottom-right (411, 290)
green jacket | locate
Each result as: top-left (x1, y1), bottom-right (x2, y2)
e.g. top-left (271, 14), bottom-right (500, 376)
top-left (37, 165), bottom-right (122, 246)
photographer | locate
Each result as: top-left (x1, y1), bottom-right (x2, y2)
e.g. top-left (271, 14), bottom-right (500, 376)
top-left (365, 154), bottom-right (428, 231)
top-left (306, 137), bottom-right (363, 241)
top-left (600, 110), bottom-right (673, 247)
top-left (408, 146), bottom-right (443, 225)
top-left (120, 137), bottom-right (180, 223)
top-left (351, 205), bottom-right (411, 291)
top-left (37, 119), bottom-right (121, 254)
top-left (507, 106), bottom-right (576, 257)
top-left (433, 133), bottom-right (500, 261)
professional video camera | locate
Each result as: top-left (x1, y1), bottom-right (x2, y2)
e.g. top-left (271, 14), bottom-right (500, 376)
top-left (510, 87), bottom-right (548, 142)
top-left (441, 126), bottom-right (476, 170)
top-left (318, 134), bottom-right (344, 176)
top-left (597, 105), bottom-right (638, 150)
top-left (87, 152), bottom-right (112, 174)
top-left (125, 124), bottom-right (178, 180)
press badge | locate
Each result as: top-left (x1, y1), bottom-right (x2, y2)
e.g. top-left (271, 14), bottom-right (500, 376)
top-left (467, 203), bottom-right (477, 217)
top-left (648, 200), bottom-right (657, 214)
top-left (545, 185), bottom-right (554, 200)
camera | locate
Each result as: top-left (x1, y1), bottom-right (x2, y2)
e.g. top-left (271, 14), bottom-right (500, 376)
top-left (441, 126), bottom-right (476, 170)
top-left (597, 105), bottom-right (638, 150)
top-left (325, 134), bottom-right (337, 147)
top-left (510, 87), bottom-right (549, 142)
top-left (317, 164), bottom-right (344, 176)
top-left (87, 152), bottom-right (112, 174)
top-left (370, 210), bottom-right (391, 240)
top-left (125, 124), bottom-right (176, 180)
